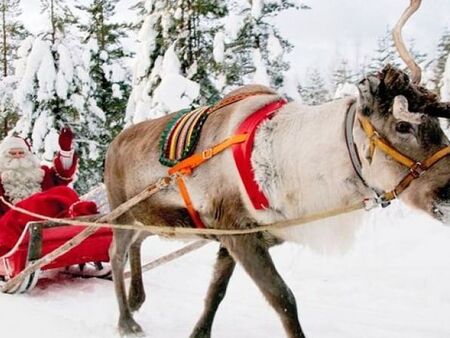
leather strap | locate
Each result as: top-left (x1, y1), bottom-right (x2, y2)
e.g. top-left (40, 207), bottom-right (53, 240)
top-left (344, 102), bottom-right (367, 186)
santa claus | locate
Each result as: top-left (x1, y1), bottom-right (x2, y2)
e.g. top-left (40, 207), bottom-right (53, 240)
top-left (0, 128), bottom-right (97, 256)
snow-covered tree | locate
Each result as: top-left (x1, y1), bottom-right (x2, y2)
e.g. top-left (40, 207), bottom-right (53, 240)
top-left (126, 0), bottom-right (227, 123)
top-left (0, 0), bottom-right (28, 138)
top-left (368, 26), bottom-right (401, 74)
top-left (441, 53), bottom-right (450, 102)
top-left (220, 0), bottom-right (309, 92)
top-left (331, 59), bottom-right (355, 92)
top-left (12, 0), bottom-right (82, 162)
top-left (430, 29), bottom-right (450, 93)
top-left (301, 68), bottom-right (330, 105)
top-left (75, 0), bottom-right (131, 193)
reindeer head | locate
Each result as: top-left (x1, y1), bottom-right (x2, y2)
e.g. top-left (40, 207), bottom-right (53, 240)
top-left (354, 64), bottom-right (450, 223)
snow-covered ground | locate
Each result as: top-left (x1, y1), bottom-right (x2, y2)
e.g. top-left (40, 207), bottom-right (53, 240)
top-left (2, 202), bottom-right (450, 338)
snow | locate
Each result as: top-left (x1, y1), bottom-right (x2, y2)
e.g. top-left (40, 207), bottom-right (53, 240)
top-left (43, 128), bottom-right (60, 161)
top-left (2, 204), bottom-right (450, 337)
top-left (440, 53), bottom-right (450, 101)
top-left (223, 13), bottom-right (244, 41)
top-left (252, 48), bottom-right (270, 85)
top-left (267, 31), bottom-right (283, 60)
top-left (213, 31), bottom-right (225, 63)
top-left (334, 83), bottom-right (359, 99)
top-left (251, 0), bottom-right (264, 19)
top-left (282, 72), bottom-right (302, 101)
top-left (128, 43), bottom-right (200, 122)
top-left (31, 110), bottom-right (51, 154)
top-left (14, 38), bottom-right (54, 106)
top-left (56, 44), bottom-right (74, 100)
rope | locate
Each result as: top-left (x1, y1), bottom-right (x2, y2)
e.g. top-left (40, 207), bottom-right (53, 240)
top-left (0, 195), bottom-right (366, 236)
top-left (123, 240), bottom-right (210, 279)
top-left (0, 172), bottom-right (367, 293)
top-left (0, 175), bottom-right (175, 293)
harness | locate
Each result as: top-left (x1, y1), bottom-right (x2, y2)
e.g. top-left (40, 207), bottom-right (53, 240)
top-left (345, 102), bottom-right (450, 207)
top-left (169, 95), bottom-right (450, 229)
top-left (167, 93), bottom-right (285, 228)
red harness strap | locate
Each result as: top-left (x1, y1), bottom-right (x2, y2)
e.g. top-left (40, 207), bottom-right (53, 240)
top-left (168, 99), bottom-right (286, 228)
top-left (232, 99), bottom-right (287, 209)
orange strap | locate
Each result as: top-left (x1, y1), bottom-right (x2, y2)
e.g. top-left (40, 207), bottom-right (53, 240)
top-left (169, 134), bottom-right (248, 175)
top-left (169, 134), bottom-right (249, 228)
top-left (359, 116), bottom-right (416, 167)
top-left (176, 176), bottom-right (206, 228)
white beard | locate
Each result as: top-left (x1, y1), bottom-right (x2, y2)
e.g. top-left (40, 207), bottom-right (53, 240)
top-left (0, 154), bottom-right (45, 204)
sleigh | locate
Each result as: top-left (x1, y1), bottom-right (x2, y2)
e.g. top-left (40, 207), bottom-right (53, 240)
top-left (0, 185), bottom-right (113, 293)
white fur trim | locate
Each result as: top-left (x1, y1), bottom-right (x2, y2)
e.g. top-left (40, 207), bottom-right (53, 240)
top-left (59, 149), bottom-right (74, 158)
top-left (0, 136), bottom-right (30, 156)
top-left (58, 149), bottom-right (74, 170)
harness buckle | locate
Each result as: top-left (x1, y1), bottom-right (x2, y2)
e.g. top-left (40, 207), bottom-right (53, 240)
top-left (364, 197), bottom-right (380, 211)
top-left (410, 162), bottom-right (425, 178)
top-left (364, 195), bottom-right (391, 211)
top-left (202, 148), bottom-right (213, 159)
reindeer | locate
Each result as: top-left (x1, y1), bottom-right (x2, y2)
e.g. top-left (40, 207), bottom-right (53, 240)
top-left (104, 1), bottom-right (450, 337)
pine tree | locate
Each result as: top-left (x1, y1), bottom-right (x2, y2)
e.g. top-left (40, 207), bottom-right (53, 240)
top-left (301, 68), bottom-right (330, 105)
top-left (331, 59), bottom-right (355, 90)
top-left (0, 0), bottom-right (28, 138)
top-left (221, 0), bottom-right (308, 91)
top-left (127, 0), bottom-right (228, 122)
top-left (368, 26), bottom-right (401, 74)
top-left (75, 0), bottom-right (131, 193)
top-left (13, 0), bottom-right (82, 160)
top-left (430, 29), bottom-right (450, 93)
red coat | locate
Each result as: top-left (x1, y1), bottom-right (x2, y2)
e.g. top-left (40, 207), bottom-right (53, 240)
top-left (0, 153), bottom-right (78, 217)
top-left (0, 153), bottom-right (101, 257)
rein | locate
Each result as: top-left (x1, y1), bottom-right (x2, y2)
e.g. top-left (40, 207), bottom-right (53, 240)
top-left (345, 103), bottom-right (450, 205)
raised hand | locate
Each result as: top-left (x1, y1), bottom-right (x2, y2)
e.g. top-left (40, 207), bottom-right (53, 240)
top-left (58, 126), bottom-right (74, 151)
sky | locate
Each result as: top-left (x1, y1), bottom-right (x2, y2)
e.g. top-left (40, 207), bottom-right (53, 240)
top-left (276, 0), bottom-right (450, 78)
top-left (19, 0), bottom-right (450, 81)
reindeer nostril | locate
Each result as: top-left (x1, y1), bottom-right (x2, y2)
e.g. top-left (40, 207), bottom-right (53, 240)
top-left (437, 182), bottom-right (450, 201)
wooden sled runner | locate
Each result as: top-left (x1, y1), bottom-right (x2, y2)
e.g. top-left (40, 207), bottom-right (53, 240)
top-left (0, 185), bottom-right (113, 293)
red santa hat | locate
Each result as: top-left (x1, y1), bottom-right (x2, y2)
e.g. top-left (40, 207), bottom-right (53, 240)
top-left (0, 136), bottom-right (32, 156)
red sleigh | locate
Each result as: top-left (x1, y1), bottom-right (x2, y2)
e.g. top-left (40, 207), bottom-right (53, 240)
top-left (0, 185), bottom-right (113, 293)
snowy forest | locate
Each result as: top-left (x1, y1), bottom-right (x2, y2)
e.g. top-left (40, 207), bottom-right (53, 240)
top-left (0, 0), bottom-right (450, 195)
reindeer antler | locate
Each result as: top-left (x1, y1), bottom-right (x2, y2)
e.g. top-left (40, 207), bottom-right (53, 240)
top-left (392, 0), bottom-right (422, 85)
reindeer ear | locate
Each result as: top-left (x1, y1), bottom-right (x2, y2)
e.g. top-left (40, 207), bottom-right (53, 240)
top-left (392, 95), bottom-right (425, 124)
top-left (357, 76), bottom-right (380, 116)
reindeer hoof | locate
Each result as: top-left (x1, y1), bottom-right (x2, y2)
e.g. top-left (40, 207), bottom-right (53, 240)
top-left (118, 317), bottom-right (145, 337)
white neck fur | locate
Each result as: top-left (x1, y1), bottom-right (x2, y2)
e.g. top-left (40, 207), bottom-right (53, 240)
top-left (251, 98), bottom-right (374, 254)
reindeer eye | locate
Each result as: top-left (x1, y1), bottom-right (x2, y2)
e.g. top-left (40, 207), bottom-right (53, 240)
top-left (395, 121), bottom-right (413, 134)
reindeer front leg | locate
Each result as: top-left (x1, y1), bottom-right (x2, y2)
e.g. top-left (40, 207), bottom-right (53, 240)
top-left (190, 245), bottom-right (236, 338)
top-left (222, 234), bottom-right (306, 338)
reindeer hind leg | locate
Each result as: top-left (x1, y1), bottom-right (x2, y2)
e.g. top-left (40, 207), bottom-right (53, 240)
top-left (128, 237), bottom-right (146, 312)
top-left (190, 245), bottom-right (236, 338)
top-left (110, 224), bottom-right (144, 337)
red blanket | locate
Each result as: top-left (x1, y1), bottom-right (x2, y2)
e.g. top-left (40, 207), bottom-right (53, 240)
top-left (0, 186), bottom-right (97, 256)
